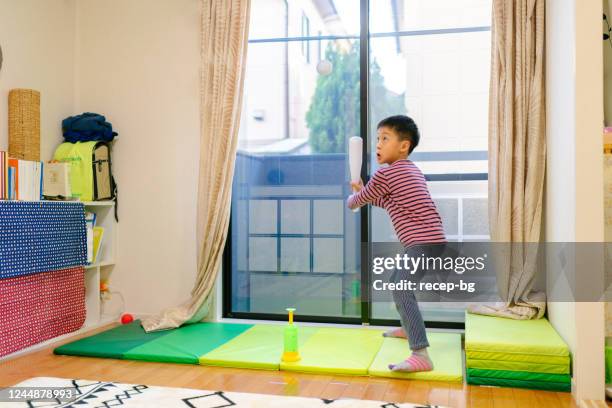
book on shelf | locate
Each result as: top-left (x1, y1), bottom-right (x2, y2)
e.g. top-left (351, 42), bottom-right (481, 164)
top-left (92, 226), bottom-right (104, 264)
top-left (85, 211), bottom-right (97, 264)
top-left (43, 162), bottom-right (71, 199)
top-left (3, 157), bottom-right (43, 201)
top-left (8, 158), bottom-right (18, 200)
top-left (85, 211), bottom-right (97, 229)
top-left (86, 226), bottom-right (93, 264)
top-left (0, 151), bottom-right (6, 200)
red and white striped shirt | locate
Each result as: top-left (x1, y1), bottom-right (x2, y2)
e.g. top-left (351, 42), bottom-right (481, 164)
top-left (347, 159), bottom-right (446, 247)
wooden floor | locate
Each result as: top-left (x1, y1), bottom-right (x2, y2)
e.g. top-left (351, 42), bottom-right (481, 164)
top-left (0, 324), bottom-right (592, 407)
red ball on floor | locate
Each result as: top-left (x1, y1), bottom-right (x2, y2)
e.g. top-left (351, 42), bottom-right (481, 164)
top-left (121, 313), bottom-right (134, 324)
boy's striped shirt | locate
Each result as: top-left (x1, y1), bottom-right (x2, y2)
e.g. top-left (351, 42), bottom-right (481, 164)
top-left (347, 159), bottom-right (446, 247)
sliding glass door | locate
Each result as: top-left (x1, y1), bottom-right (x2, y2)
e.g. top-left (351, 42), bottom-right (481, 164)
top-left (225, 0), bottom-right (362, 321)
top-left (224, 0), bottom-right (491, 325)
top-left (368, 1), bottom-right (491, 324)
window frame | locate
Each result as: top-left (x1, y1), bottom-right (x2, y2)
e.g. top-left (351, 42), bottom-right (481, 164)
top-left (223, 0), bottom-right (491, 329)
top-left (317, 30), bottom-right (323, 62)
top-left (301, 12), bottom-right (310, 63)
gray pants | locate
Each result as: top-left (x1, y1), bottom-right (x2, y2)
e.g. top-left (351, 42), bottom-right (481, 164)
top-left (389, 243), bottom-right (445, 351)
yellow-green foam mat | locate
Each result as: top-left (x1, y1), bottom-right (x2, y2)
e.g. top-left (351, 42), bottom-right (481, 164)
top-left (121, 322), bottom-right (253, 364)
top-left (199, 324), bottom-right (319, 370)
top-left (466, 358), bottom-right (570, 374)
top-left (466, 350), bottom-right (570, 365)
top-left (465, 312), bottom-right (569, 357)
top-left (280, 327), bottom-right (385, 375)
top-left (368, 333), bottom-right (463, 382)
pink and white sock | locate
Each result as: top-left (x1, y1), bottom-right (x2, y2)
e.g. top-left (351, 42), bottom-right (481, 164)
top-left (388, 349), bottom-right (433, 372)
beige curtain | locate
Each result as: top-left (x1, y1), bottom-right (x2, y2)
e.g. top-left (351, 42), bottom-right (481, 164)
top-left (142, 0), bottom-right (251, 332)
top-left (467, 0), bottom-right (546, 320)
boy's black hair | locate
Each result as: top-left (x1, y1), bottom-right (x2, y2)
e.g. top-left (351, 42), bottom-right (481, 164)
top-left (377, 115), bottom-right (420, 154)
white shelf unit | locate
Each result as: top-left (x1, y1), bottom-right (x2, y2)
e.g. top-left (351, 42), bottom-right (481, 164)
top-left (82, 201), bottom-right (117, 327)
top-left (0, 200), bottom-right (118, 362)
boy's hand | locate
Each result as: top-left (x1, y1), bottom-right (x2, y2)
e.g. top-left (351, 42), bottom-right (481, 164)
top-left (350, 179), bottom-right (364, 192)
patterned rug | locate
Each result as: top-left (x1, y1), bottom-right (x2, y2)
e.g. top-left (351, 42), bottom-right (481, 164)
top-left (3, 377), bottom-right (443, 407)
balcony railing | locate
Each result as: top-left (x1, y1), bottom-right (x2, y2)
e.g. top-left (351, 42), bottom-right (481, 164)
top-left (228, 151), bottom-right (489, 317)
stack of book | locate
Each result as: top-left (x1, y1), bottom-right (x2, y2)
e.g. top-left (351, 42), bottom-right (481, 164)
top-left (0, 151), bottom-right (44, 201)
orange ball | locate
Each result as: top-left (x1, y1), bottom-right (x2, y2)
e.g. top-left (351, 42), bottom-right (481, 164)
top-left (121, 313), bottom-right (134, 324)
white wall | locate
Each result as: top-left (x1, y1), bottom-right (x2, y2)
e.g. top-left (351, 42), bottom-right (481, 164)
top-left (574, 0), bottom-right (605, 400)
top-left (604, 0), bottom-right (612, 125)
top-left (0, 0), bottom-right (76, 160)
top-left (0, 0), bottom-right (203, 319)
top-left (545, 0), bottom-right (577, 354)
top-left (75, 0), bottom-right (201, 316)
top-left (546, 0), bottom-right (605, 402)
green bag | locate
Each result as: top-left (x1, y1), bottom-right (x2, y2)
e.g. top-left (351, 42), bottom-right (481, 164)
top-left (53, 141), bottom-right (115, 202)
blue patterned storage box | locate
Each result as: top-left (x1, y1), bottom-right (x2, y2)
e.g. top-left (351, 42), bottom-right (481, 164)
top-left (0, 201), bottom-right (87, 279)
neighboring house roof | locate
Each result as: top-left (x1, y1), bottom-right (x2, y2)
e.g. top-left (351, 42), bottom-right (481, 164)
top-left (312, 0), bottom-right (403, 55)
top-left (311, 0), bottom-right (351, 50)
top-left (240, 138), bottom-right (309, 155)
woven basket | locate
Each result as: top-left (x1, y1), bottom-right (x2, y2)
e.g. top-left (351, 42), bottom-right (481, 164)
top-left (8, 89), bottom-right (40, 161)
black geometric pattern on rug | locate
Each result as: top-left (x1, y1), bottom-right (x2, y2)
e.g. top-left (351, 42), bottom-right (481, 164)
top-left (26, 380), bottom-right (115, 408)
top-left (95, 384), bottom-right (148, 407)
top-left (182, 391), bottom-right (236, 408)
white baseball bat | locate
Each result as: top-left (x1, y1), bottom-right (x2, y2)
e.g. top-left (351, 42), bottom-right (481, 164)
top-left (349, 136), bottom-right (363, 213)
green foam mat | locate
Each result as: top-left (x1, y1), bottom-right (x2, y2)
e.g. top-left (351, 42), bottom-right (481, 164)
top-left (368, 333), bottom-right (463, 382)
top-left (54, 320), bottom-right (172, 359)
top-left (466, 358), bottom-right (569, 374)
top-left (465, 312), bottom-right (569, 356)
top-left (466, 350), bottom-right (570, 365)
top-left (606, 345), bottom-right (612, 383)
top-left (55, 321), bottom-right (469, 382)
top-left (123, 322), bottom-right (253, 364)
top-left (467, 373), bottom-right (571, 392)
top-left (467, 368), bottom-right (570, 383)
top-left (199, 324), bottom-right (318, 370)
top-left (280, 327), bottom-right (384, 375)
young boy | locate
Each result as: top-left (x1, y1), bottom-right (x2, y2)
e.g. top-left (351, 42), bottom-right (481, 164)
top-left (347, 115), bottom-right (446, 373)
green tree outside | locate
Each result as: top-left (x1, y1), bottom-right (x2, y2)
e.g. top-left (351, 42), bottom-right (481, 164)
top-left (306, 42), bottom-right (405, 153)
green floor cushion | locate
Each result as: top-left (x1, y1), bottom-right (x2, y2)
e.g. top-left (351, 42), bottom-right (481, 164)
top-left (466, 358), bottom-right (570, 374)
top-left (54, 320), bottom-right (173, 359)
top-left (467, 368), bottom-right (570, 383)
top-left (279, 327), bottom-right (384, 375)
top-left (465, 312), bottom-right (569, 356)
top-left (466, 350), bottom-right (570, 365)
top-left (199, 324), bottom-right (319, 370)
top-left (606, 345), bottom-right (612, 383)
top-left (122, 322), bottom-right (254, 364)
top-left (467, 372), bottom-right (570, 392)
top-left (368, 333), bottom-right (463, 382)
